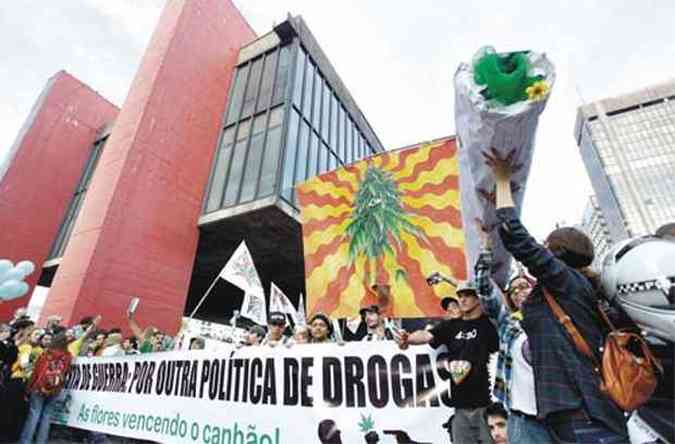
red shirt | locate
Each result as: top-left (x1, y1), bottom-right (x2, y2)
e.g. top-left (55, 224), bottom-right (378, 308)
top-left (27, 349), bottom-right (72, 394)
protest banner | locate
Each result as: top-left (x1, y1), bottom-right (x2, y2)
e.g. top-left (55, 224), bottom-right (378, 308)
top-left (297, 139), bottom-right (467, 319)
top-left (52, 342), bottom-right (456, 443)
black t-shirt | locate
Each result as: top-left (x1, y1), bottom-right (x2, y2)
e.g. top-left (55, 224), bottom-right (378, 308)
top-left (429, 315), bottom-right (498, 408)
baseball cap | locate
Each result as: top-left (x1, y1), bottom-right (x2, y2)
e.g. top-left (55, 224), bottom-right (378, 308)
top-left (456, 280), bottom-right (477, 296)
top-left (268, 311), bottom-right (286, 325)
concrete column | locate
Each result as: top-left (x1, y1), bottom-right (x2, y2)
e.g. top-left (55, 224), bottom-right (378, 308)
top-left (41, 0), bottom-right (256, 333)
top-left (0, 71), bottom-right (118, 320)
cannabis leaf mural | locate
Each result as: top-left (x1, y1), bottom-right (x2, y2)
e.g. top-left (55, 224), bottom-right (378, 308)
top-left (345, 166), bottom-right (426, 288)
top-left (298, 139), bottom-right (467, 318)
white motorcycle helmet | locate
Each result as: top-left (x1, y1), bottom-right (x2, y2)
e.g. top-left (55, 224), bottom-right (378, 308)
top-left (601, 234), bottom-right (675, 342)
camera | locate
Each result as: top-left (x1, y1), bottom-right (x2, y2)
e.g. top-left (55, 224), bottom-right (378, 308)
top-left (426, 272), bottom-right (443, 286)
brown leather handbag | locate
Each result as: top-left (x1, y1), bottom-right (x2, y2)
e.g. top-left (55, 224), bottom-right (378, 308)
top-left (544, 289), bottom-right (662, 411)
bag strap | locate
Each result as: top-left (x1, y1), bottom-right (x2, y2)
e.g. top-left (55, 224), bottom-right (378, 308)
top-left (596, 302), bottom-right (617, 331)
top-left (543, 288), bottom-right (601, 371)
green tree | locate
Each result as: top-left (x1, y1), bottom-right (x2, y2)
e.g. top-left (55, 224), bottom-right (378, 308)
top-left (345, 166), bottom-right (425, 287)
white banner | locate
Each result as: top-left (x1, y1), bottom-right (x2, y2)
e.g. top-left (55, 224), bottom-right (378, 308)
top-left (52, 342), bottom-right (456, 443)
top-left (219, 241), bottom-right (266, 325)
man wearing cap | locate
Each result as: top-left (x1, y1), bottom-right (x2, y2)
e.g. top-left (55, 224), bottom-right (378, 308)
top-left (398, 280), bottom-right (498, 444)
top-left (261, 311), bottom-right (291, 347)
top-left (359, 305), bottom-right (394, 341)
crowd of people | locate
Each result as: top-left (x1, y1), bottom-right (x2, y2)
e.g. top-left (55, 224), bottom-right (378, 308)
top-left (0, 156), bottom-right (668, 444)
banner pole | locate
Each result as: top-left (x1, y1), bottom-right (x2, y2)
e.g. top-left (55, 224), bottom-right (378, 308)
top-left (189, 276), bottom-right (220, 319)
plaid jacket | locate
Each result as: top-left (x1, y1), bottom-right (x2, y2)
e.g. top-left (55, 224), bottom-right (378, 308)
top-left (496, 207), bottom-right (626, 435)
top-left (475, 247), bottom-right (523, 411)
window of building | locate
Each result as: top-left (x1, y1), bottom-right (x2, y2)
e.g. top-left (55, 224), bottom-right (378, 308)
top-left (48, 136), bottom-right (108, 259)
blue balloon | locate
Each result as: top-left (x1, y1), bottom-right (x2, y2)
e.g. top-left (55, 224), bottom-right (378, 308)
top-left (0, 280), bottom-right (29, 301)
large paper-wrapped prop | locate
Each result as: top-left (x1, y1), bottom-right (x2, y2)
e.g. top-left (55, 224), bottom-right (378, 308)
top-left (297, 140), bottom-right (466, 319)
top-left (455, 46), bottom-right (555, 286)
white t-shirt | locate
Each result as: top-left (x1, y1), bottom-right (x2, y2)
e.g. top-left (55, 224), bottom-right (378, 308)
top-left (509, 333), bottom-right (538, 416)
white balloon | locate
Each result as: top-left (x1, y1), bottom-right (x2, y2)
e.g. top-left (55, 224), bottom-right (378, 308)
top-left (0, 268), bottom-right (25, 284)
top-left (0, 280), bottom-right (29, 300)
top-left (15, 260), bottom-right (35, 277)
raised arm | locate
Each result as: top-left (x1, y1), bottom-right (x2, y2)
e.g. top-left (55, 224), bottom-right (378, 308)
top-left (127, 312), bottom-right (145, 340)
top-left (397, 329), bottom-right (434, 350)
top-left (485, 148), bottom-right (573, 291)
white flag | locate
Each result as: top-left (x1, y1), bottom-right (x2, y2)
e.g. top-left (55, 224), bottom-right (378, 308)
top-left (240, 291), bottom-right (267, 326)
top-left (219, 241), bottom-right (266, 325)
top-left (296, 293), bottom-right (307, 327)
top-left (219, 241), bottom-right (264, 294)
top-left (270, 283), bottom-right (302, 325)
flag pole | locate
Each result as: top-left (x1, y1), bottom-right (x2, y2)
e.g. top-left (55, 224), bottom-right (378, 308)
top-left (189, 275), bottom-right (220, 319)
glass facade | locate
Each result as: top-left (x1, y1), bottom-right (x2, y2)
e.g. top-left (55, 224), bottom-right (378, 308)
top-left (48, 136), bottom-right (108, 260)
top-left (204, 38), bottom-right (378, 214)
top-left (578, 91), bottom-right (675, 239)
top-left (204, 45), bottom-right (290, 214)
top-left (580, 196), bottom-right (612, 269)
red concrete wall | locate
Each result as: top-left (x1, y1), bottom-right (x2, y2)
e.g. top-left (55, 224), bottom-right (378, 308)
top-left (0, 72), bottom-right (118, 320)
top-left (41, 0), bottom-right (256, 334)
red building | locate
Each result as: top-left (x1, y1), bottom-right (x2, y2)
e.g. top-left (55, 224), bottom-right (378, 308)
top-left (0, 0), bottom-right (384, 333)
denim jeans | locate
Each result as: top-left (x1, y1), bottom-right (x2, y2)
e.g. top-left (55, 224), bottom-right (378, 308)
top-left (19, 392), bottom-right (57, 444)
top-left (508, 413), bottom-right (554, 444)
top-left (548, 417), bottom-right (630, 444)
top-left (451, 407), bottom-right (493, 444)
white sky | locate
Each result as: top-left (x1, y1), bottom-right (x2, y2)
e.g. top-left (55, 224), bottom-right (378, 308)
top-left (1, 1), bottom-right (674, 240)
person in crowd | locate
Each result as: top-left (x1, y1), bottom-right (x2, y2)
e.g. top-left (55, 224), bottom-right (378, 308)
top-left (9, 308), bottom-right (30, 328)
top-left (359, 305), bottom-right (394, 341)
top-left (474, 221), bottom-right (553, 443)
top-left (38, 332), bottom-right (52, 350)
top-left (292, 326), bottom-right (310, 344)
top-left (188, 337), bottom-right (206, 350)
top-left (128, 309), bottom-right (165, 353)
top-left (122, 336), bottom-right (139, 354)
top-left (19, 327), bottom-right (73, 444)
top-left (440, 297), bottom-right (462, 320)
top-left (0, 322), bottom-right (22, 441)
top-left (11, 321), bottom-right (35, 380)
top-left (44, 315), bottom-right (62, 334)
top-left (67, 315), bottom-right (101, 356)
top-left (100, 333), bottom-right (125, 357)
top-left (398, 280), bottom-right (498, 444)
top-left (484, 402), bottom-right (509, 444)
top-left (80, 330), bottom-right (107, 357)
top-left (262, 311), bottom-right (291, 346)
top-left (487, 148), bottom-right (630, 442)
top-left (308, 313), bottom-right (334, 344)
top-left (244, 325), bottom-right (266, 346)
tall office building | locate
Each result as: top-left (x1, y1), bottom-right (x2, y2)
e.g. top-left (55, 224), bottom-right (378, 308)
top-left (575, 80), bottom-right (675, 243)
top-left (0, 1), bottom-right (384, 330)
top-left (579, 195), bottom-right (612, 268)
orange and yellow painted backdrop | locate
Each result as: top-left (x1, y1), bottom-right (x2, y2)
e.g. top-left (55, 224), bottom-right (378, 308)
top-left (297, 138), bottom-right (466, 319)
